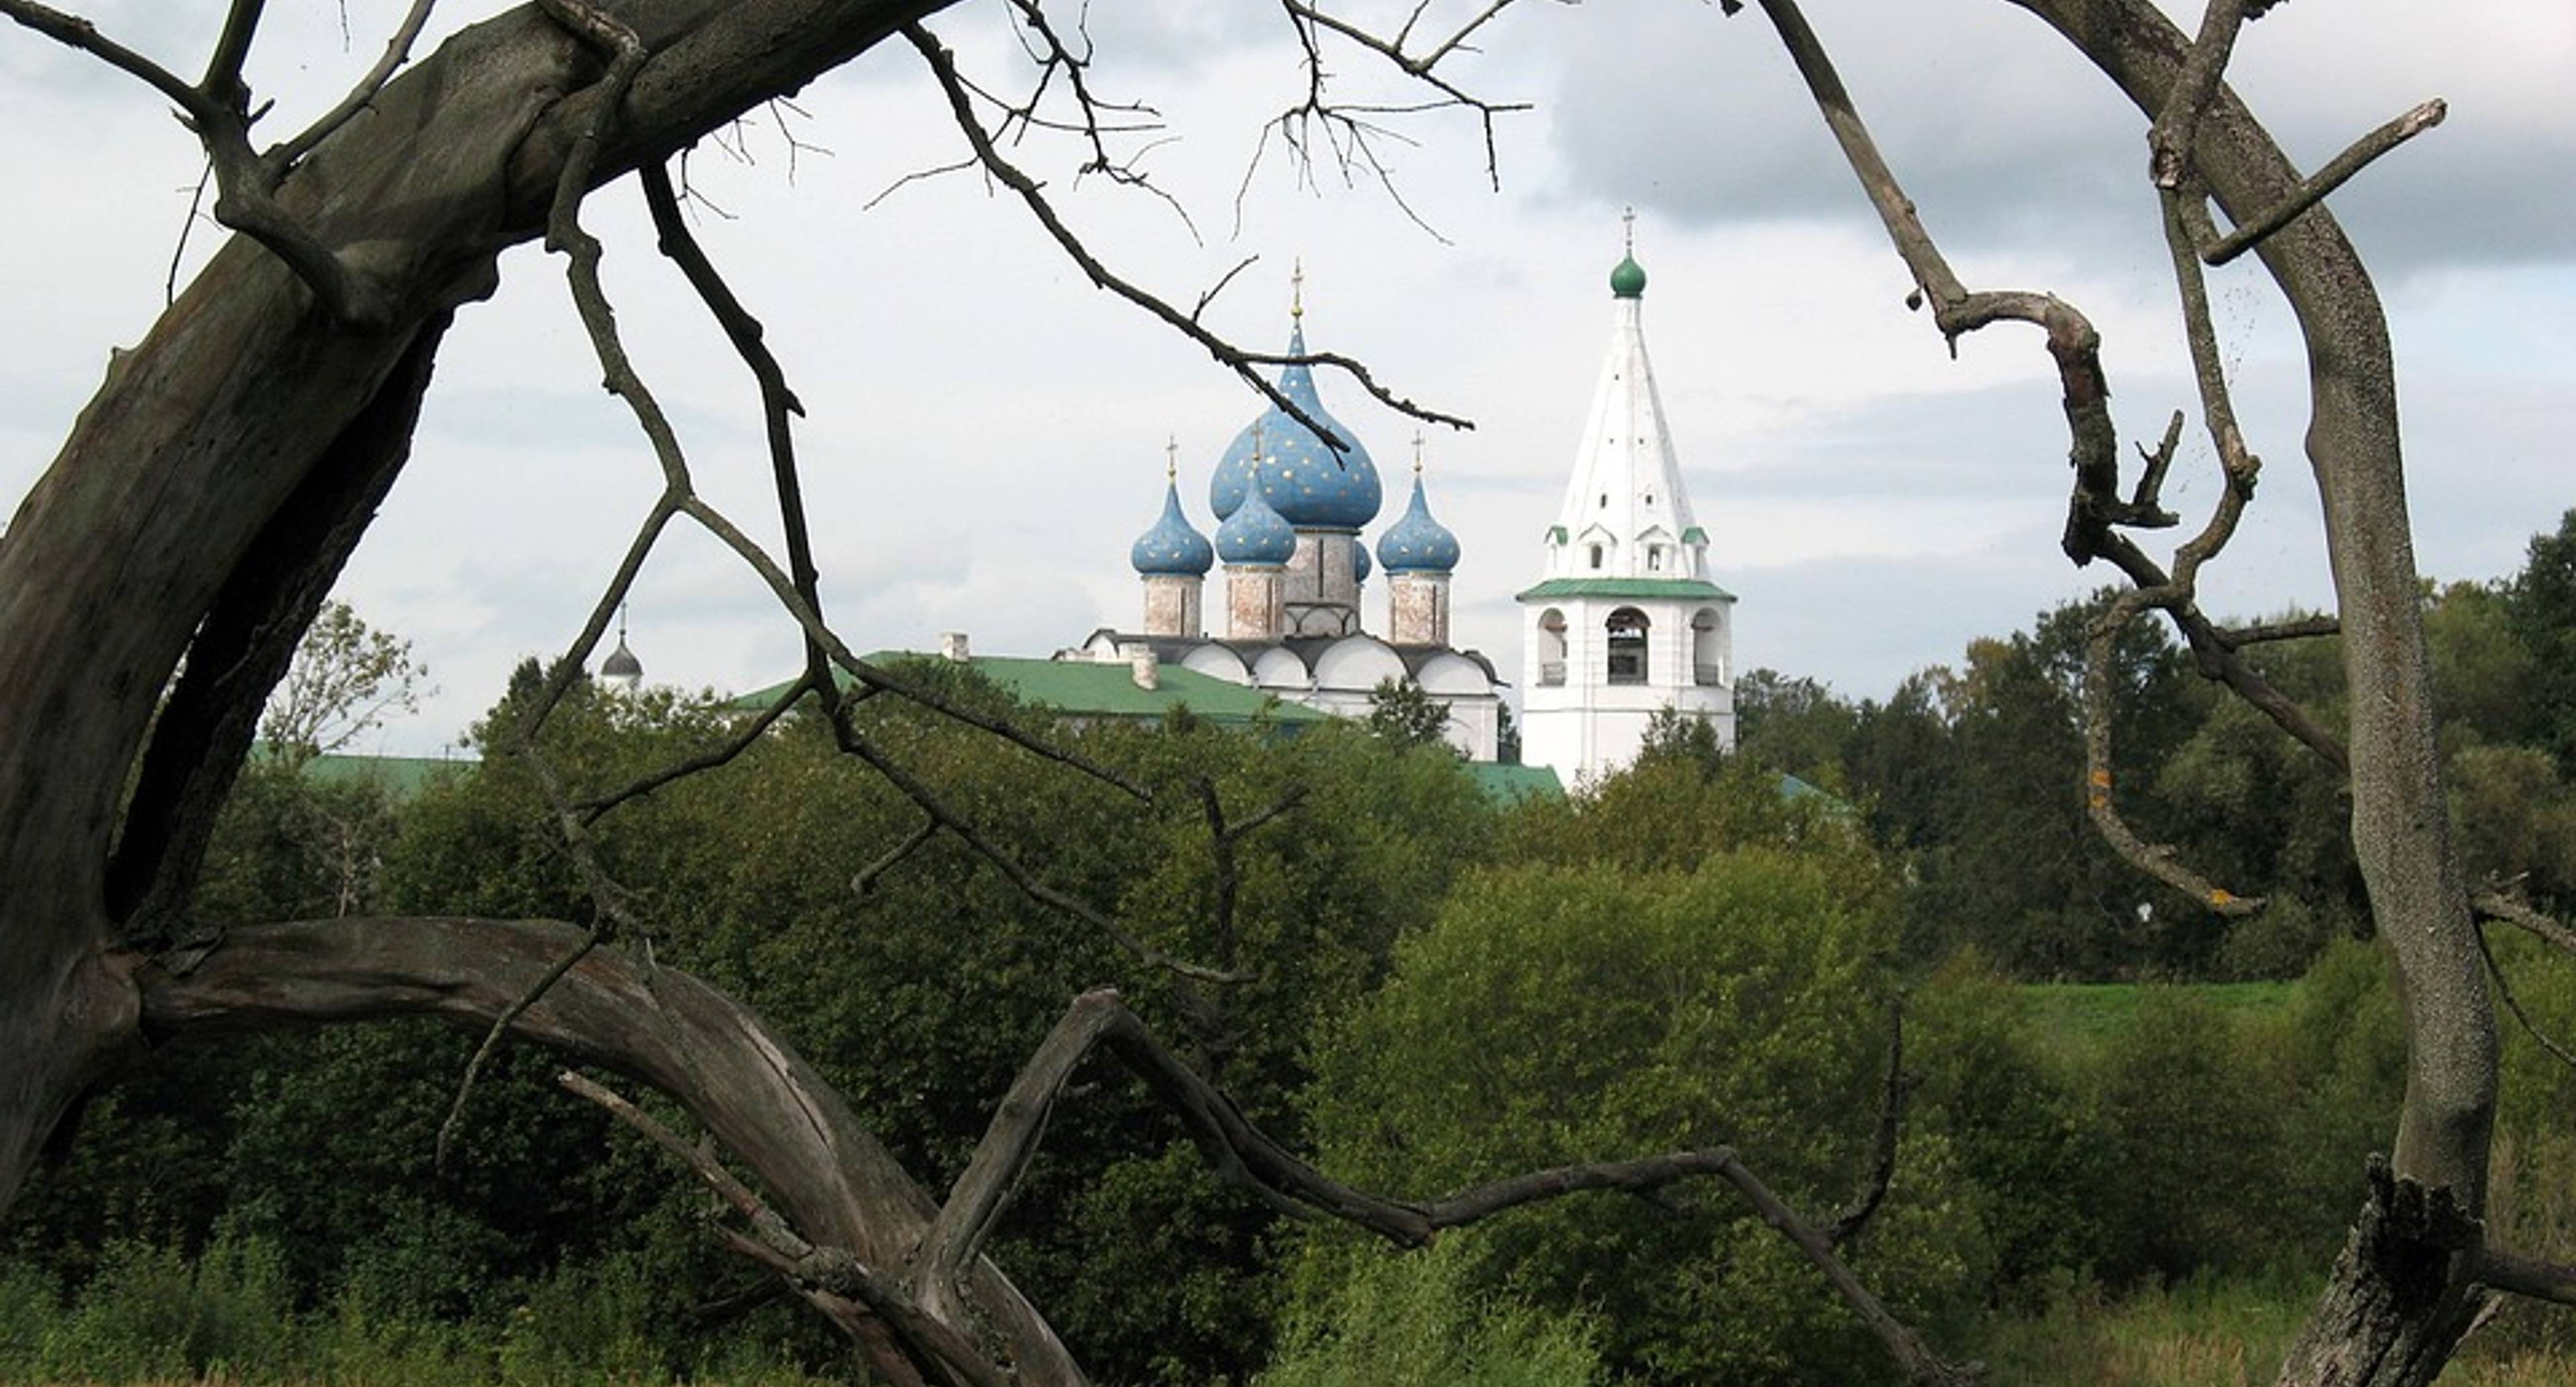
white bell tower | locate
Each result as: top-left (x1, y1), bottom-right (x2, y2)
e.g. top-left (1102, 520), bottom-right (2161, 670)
top-left (1517, 218), bottom-right (1735, 783)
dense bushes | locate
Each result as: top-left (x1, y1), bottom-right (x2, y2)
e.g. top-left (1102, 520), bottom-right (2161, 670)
top-left (1291, 852), bottom-right (1994, 1386)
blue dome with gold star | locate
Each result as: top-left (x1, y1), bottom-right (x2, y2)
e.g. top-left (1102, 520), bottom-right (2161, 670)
top-left (1215, 468), bottom-right (1297, 565)
top-left (1377, 474), bottom-right (1460, 573)
top-left (1130, 478), bottom-right (1215, 576)
top-left (1209, 319), bottom-right (1383, 531)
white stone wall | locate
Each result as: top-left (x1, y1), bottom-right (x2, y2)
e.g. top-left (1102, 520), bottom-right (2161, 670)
top-left (1387, 572), bottom-right (1450, 647)
top-left (1226, 567), bottom-right (1285, 641)
top-left (1141, 575), bottom-right (1203, 638)
top-left (1519, 594), bottom-right (1734, 784)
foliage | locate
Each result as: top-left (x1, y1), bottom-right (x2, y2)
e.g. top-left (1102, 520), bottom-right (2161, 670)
top-left (2506, 510), bottom-right (2576, 776)
top-left (1255, 1239), bottom-right (1609, 1387)
top-left (261, 600), bottom-right (430, 764)
top-left (376, 664), bottom-right (1504, 1385)
top-left (1296, 852), bottom-right (1990, 1386)
top-left (1366, 675), bottom-right (1455, 750)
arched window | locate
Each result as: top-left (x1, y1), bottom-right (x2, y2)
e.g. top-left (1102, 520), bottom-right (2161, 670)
top-left (1606, 607), bottom-right (1650, 685)
top-left (1692, 607), bottom-right (1727, 686)
top-left (1537, 609), bottom-right (1568, 686)
top-left (1588, 543), bottom-right (1604, 570)
top-left (1646, 545), bottom-right (1664, 572)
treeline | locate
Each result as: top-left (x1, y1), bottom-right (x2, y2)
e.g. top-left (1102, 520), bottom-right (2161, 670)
top-left (8, 514), bottom-right (2576, 1386)
top-left (1731, 509), bottom-right (2576, 981)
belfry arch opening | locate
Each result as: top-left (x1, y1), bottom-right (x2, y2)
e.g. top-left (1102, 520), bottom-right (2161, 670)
top-left (1537, 608), bottom-right (1568, 685)
top-left (1605, 607), bottom-right (1649, 685)
top-left (1692, 607), bottom-right (1726, 686)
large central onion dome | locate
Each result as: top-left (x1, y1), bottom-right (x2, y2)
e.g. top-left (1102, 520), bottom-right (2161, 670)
top-left (1209, 317), bottom-right (1382, 531)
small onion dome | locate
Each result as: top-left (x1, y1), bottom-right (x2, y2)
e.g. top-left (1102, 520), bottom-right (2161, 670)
top-left (1130, 480), bottom-right (1215, 576)
top-left (1611, 253), bottom-right (1647, 300)
top-left (1352, 541), bottom-right (1372, 585)
top-left (600, 636), bottom-right (643, 691)
top-left (1209, 320), bottom-right (1383, 530)
top-left (1376, 474), bottom-right (1460, 573)
top-left (1215, 473), bottom-right (1297, 565)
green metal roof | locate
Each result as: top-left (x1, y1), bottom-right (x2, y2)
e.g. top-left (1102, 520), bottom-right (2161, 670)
top-left (1466, 761), bottom-right (1564, 803)
top-left (732, 653), bottom-right (1328, 727)
top-left (300, 752), bottom-right (474, 799)
top-left (1680, 525), bottom-right (1708, 544)
top-left (1513, 577), bottom-right (1737, 603)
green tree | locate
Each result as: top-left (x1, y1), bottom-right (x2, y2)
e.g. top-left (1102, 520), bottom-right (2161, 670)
top-left (1297, 855), bottom-right (1987, 1386)
top-left (1366, 677), bottom-right (1455, 751)
top-left (260, 601), bottom-right (429, 765)
top-left (2508, 510), bottom-right (2576, 775)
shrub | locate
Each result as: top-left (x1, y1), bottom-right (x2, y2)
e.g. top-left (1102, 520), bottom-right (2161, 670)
top-left (1256, 1239), bottom-right (1607, 1387)
top-left (1297, 853), bottom-right (1992, 1386)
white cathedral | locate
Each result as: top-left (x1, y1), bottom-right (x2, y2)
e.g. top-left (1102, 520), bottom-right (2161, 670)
top-left (1076, 233), bottom-right (1736, 783)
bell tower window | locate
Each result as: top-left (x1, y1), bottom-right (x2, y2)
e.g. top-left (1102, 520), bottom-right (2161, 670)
top-left (1606, 607), bottom-right (1650, 685)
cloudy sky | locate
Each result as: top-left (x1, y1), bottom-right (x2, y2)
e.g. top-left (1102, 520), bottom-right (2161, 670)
top-left (3, 0), bottom-right (2570, 755)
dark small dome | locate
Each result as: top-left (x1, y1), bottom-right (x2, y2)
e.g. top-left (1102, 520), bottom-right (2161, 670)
top-left (601, 636), bottom-right (643, 688)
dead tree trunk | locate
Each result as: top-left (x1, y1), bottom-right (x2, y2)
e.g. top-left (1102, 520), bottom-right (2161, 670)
top-left (2002, 4), bottom-right (2496, 1381)
top-left (0, 0), bottom-right (958, 1256)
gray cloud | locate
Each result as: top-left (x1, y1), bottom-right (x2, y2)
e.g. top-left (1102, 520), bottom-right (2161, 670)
top-left (1538, 0), bottom-right (2575, 280)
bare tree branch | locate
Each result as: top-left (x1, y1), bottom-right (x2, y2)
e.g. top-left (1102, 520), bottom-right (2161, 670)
top-left (2203, 99), bottom-right (2445, 267)
top-left (1, 1), bottom-right (207, 114)
top-left (922, 987), bottom-right (1982, 1387)
top-left (2475, 1245), bottom-right (2576, 1309)
top-left (2476, 889), bottom-right (2576, 958)
top-left (2222, 614), bottom-right (2339, 647)
top-left (1825, 994), bottom-right (1911, 1246)
top-left (2472, 919), bottom-right (2576, 1074)
top-left (904, 22), bottom-right (1472, 445)
top-left (268, 0), bottom-right (443, 173)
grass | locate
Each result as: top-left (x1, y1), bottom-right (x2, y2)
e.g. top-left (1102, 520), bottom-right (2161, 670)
top-left (1978, 1273), bottom-right (2576, 1386)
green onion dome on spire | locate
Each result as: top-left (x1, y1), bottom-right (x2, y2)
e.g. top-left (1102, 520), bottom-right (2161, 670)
top-left (1209, 309), bottom-right (1383, 531)
top-left (1611, 253), bottom-right (1647, 299)
top-left (1130, 476), bottom-right (1216, 576)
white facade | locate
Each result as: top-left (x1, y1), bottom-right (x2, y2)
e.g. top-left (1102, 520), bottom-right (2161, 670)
top-left (1517, 247), bottom-right (1735, 785)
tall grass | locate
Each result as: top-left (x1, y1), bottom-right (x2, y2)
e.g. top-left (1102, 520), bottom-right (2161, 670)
top-left (0, 1237), bottom-right (833, 1387)
top-left (1976, 1272), bottom-right (2576, 1387)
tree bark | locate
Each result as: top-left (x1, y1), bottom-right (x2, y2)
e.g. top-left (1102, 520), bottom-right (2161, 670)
top-left (0, 0), bottom-right (956, 1219)
top-left (1997, 3), bottom-right (2493, 1381)
top-left (137, 917), bottom-right (1087, 1385)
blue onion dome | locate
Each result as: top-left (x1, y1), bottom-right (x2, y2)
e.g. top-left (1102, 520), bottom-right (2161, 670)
top-left (1130, 478), bottom-right (1215, 576)
top-left (1352, 541), bottom-right (1372, 585)
top-left (1377, 472), bottom-right (1460, 573)
top-left (1209, 319), bottom-right (1383, 530)
top-left (1215, 467), bottom-right (1297, 565)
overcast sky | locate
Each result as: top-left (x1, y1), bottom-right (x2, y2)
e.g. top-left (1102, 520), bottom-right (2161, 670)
top-left (3, 0), bottom-right (2570, 756)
